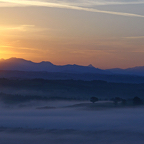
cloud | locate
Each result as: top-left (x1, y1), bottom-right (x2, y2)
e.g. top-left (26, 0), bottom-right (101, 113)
top-left (0, 25), bottom-right (35, 32)
top-left (124, 36), bottom-right (144, 39)
top-left (0, 0), bottom-right (144, 18)
top-left (49, 0), bottom-right (144, 6)
top-left (0, 45), bottom-right (13, 48)
top-left (1, 0), bottom-right (144, 6)
top-left (0, 1), bottom-right (22, 7)
top-left (0, 25), bottom-right (52, 34)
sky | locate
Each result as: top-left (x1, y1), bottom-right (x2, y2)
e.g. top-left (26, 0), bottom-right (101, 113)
top-left (0, 0), bottom-right (144, 69)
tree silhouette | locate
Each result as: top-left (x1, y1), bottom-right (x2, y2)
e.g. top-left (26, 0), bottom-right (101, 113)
top-left (133, 96), bottom-right (143, 105)
top-left (90, 97), bottom-right (98, 103)
top-left (113, 97), bottom-right (121, 106)
top-left (121, 99), bottom-right (127, 106)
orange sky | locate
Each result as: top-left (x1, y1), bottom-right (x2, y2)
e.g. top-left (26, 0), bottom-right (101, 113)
top-left (0, 1), bottom-right (144, 69)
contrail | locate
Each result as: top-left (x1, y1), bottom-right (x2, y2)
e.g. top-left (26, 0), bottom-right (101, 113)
top-left (0, 0), bottom-right (144, 18)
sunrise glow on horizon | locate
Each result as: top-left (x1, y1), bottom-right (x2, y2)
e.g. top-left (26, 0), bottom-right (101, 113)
top-left (0, 0), bottom-right (144, 69)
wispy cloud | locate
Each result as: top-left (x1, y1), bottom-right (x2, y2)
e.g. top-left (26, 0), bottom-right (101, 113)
top-left (0, 0), bottom-right (144, 18)
top-left (0, 25), bottom-right (52, 34)
top-left (0, 45), bottom-right (42, 52)
top-left (124, 36), bottom-right (144, 39)
top-left (16, 47), bottom-right (43, 51)
top-left (50, 0), bottom-right (144, 6)
top-left (0, 25), bottom-right (35, 32)
top-left (0, 45), bottom-right (13, 48)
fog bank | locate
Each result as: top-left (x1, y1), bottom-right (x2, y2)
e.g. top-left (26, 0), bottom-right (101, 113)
top-left (0, 101), bottom-right (144, 144)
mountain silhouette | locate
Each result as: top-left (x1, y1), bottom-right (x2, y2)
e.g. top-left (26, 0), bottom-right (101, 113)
top-left (0, 58), bottom-right (109, 74)
top-left (1, 58), bottom-right (144, 76)
top-left (107, 66), bottom-right (144, 76)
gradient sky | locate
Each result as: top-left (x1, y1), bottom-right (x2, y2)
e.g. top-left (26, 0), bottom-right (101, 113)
top-left (0, 0), bottom-right (144, 69)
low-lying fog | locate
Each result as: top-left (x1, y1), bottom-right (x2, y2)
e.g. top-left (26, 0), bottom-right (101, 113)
top-left (0, 101), bottom-right (144, 144)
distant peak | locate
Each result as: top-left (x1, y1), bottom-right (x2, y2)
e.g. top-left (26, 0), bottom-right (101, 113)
top-left (7, 57), bottom-right (18, 61)
top-left (6, 57), bottom-right (33, 63)
top-left (7, 57), bottom-right (27, 61)
top-left (88, 64), bottom-right (94, 68)
top-left (40, 61), bottom-right (54, 65)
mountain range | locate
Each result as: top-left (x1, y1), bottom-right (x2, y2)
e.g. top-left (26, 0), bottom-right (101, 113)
top-left (0, 58), bottom-right (109, 74)
top-left (0, 57), bottom-right (144, 76)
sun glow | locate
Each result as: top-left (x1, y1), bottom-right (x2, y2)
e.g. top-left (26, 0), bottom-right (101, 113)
top-left (0, 38), bottom-right (20, 59)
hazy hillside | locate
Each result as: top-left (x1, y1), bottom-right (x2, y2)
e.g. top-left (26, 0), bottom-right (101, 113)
top-left (1, 70), bottom-right (144, 83)
top-left (107, 66), bottom-right (144, 76)
top-left (0, 79), bottom-right (144, 103)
